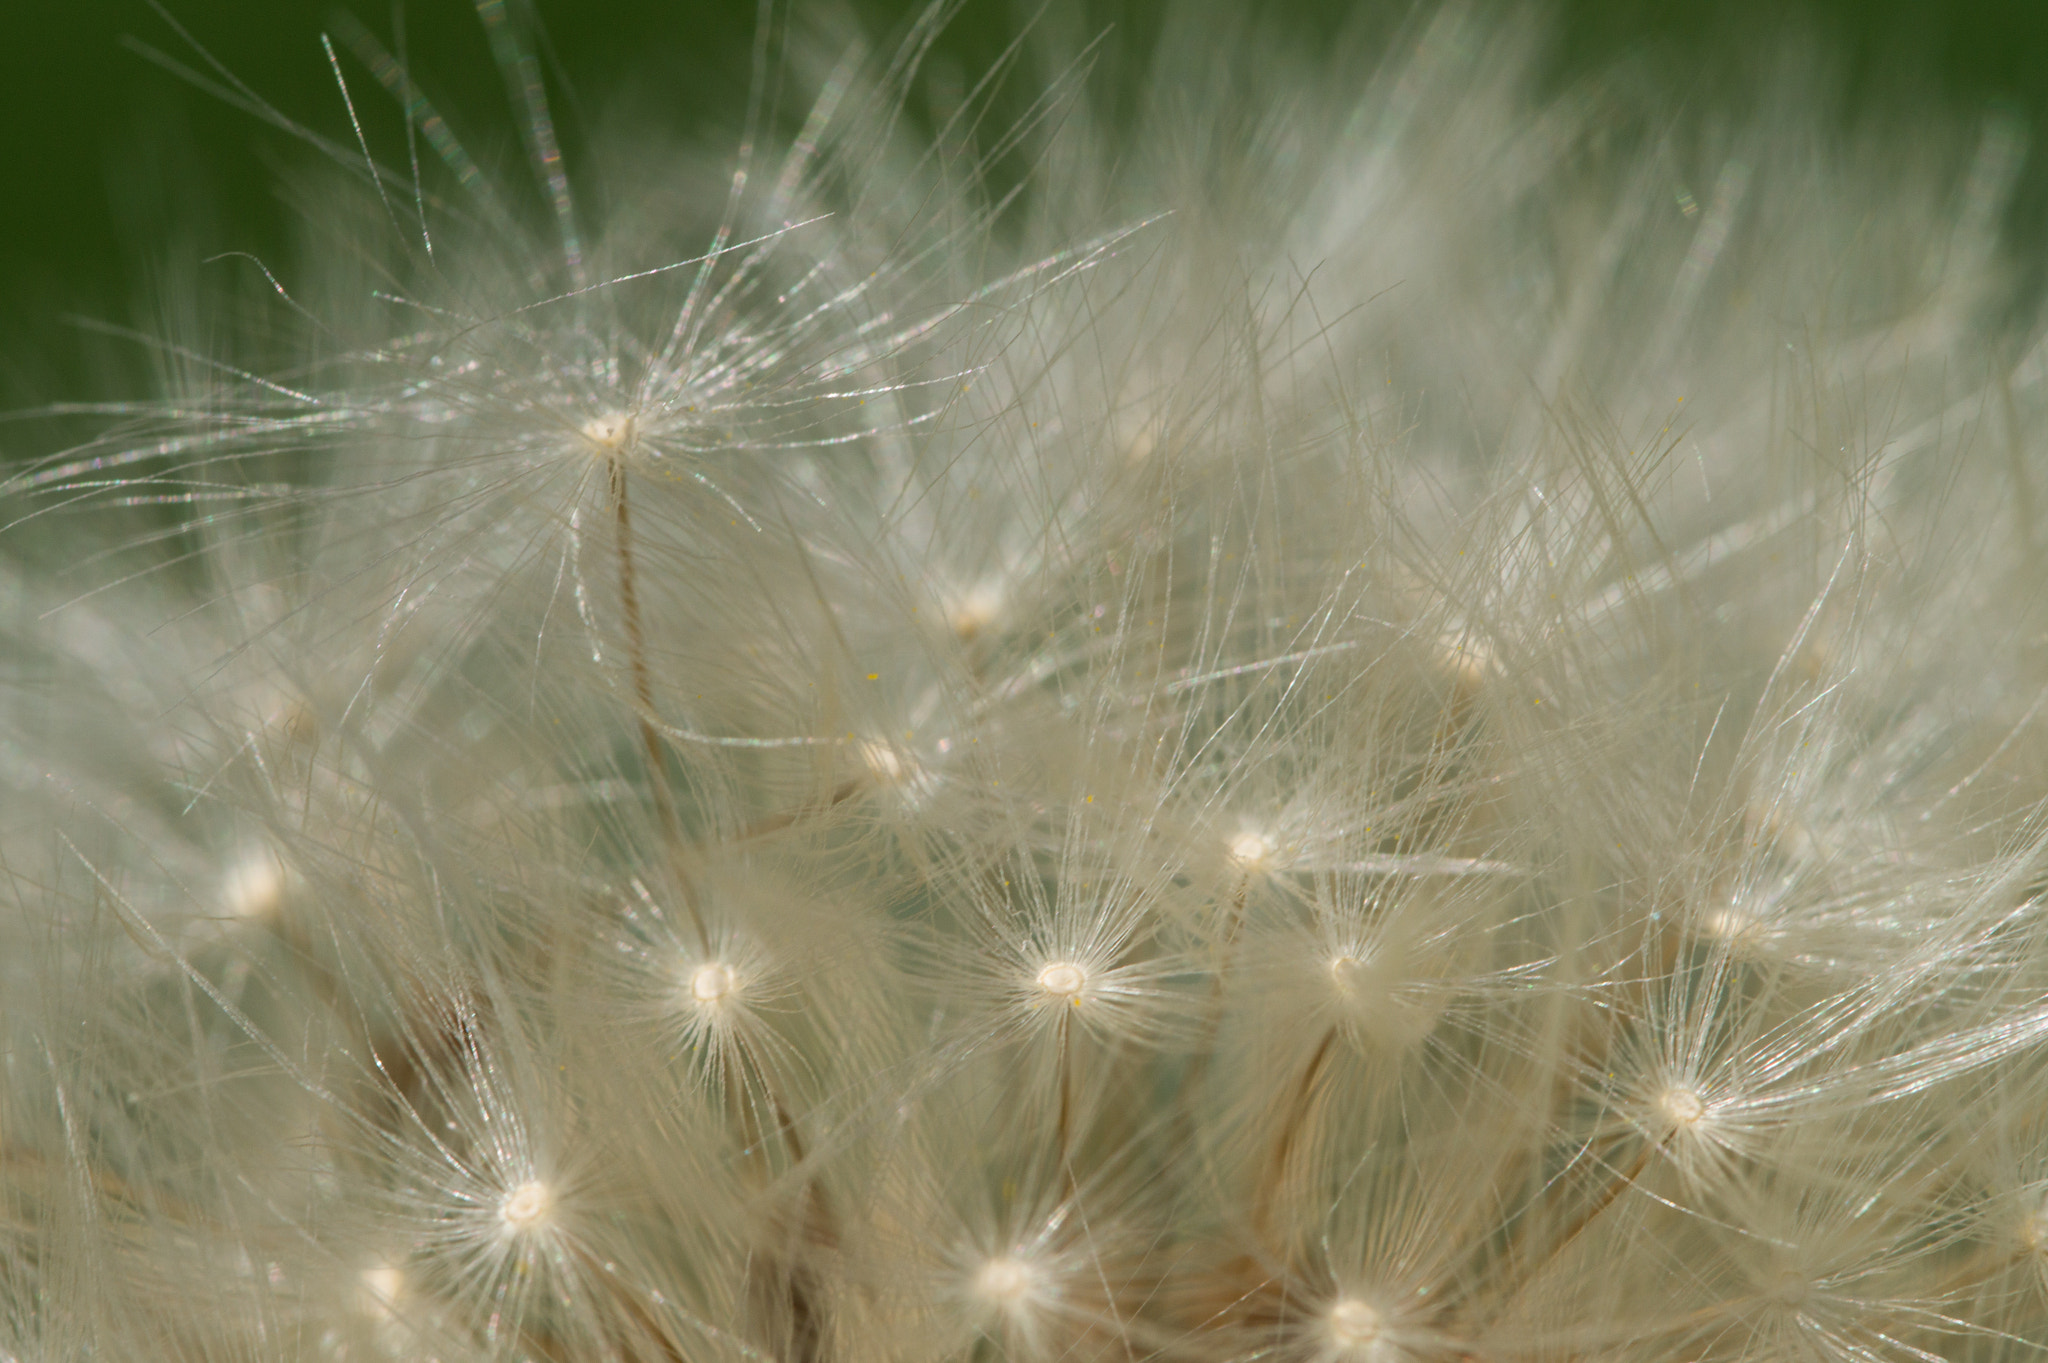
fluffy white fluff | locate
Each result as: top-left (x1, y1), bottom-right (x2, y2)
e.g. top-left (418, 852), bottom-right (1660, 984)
top-left (5, 2), bottom-right (2048, 1359)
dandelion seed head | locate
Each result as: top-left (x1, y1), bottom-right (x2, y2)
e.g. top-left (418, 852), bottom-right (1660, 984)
top-left (498, 1179), bottom-right (553, 1234)
top-left (220, 847), bottom-right (286, 922)
top-left (1036, 960), bottom-right (1088, 1003)
top-left (1764, 1267), bottom-right (1810, 1310)
top-left (861, 740), bottom-right (907, 784)
top-left (580, 410), bottom-right (638, 457)
top-left (689, 961), bottom-right (741, 1008)
top-left (944, 580), bottom-right (1008, 640)
top-left (1229, 829), bottom-right (1276, 868)
top-left (1435, 629), bottom-right (1494, 690)
top-left (1326, 1297), bottom-right (1385, 1350)
top-left (859, 738), bottom-right (939, 803)
top-left (1320, 942), bottom-right (1445, 1049)
top-left (1657, 1085), bottom-right (1708, 1129)
top-left (11, 0), bottom-right (2040, 1355)
top-left (973, 1254), bottom-right (1039, 1308)
top-left (2022, 1197), bottom-right (2048, 1251)
top-left (355, 1264), bottom-right (404, 1320)
top-left (1698, 901), bottom-right (1773, 953)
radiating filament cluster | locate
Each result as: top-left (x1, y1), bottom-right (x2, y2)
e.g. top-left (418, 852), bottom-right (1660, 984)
top-left (6, 2), bottom-right (2048, 1361)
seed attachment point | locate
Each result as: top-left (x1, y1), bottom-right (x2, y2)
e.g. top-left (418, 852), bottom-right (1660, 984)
top-left (945, 581), bottom-right (1007, 640)
top-left (356, 1263), bottom-right (405, 1320)
top-left (1327, 1297), bottom-right (1384, 1350)
top-left (974, 1255), bottom-right (1037, 1306)
top-left (221, 847), bottom-right (288, 922)
top-left (581, 411), bottom-right (638, 457)
top-left (1036, 960), bottom-right (1088, 1003)
top-left (1229, 830), bottom-right (1275, 868)
top-left (499, 1180), bottom-right (553, 1233)
top-left (1657, 1086), bottom-right (1707, 1128)
top-left (690, 961), bottom-right (741, 1007)
top-left (2022, 1198), bottom-right (2048, 1251)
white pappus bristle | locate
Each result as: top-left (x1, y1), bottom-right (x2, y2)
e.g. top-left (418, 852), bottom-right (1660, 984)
top-left (6, 1), bottom-right (2048, 1360)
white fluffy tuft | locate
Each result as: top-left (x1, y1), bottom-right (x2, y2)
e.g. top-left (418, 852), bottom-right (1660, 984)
top-left (5, 2), bottom-right (2048, 1359)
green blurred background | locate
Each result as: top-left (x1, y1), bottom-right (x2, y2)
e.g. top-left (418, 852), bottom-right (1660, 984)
top-left (4, 0), bottom-right (2047, 409)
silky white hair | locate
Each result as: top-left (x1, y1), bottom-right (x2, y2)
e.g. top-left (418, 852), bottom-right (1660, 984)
top-left (4, 3), bottom-right (2047, 1360)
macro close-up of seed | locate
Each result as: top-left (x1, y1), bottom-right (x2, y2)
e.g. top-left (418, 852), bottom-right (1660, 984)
top-left (7, 2), bottom-right (2048, 1359)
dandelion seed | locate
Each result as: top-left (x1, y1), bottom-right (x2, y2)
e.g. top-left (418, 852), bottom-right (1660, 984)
top-left (8, 0), bottom-right (2045, 1357)
top-left (498, 1179), bottom-right (553, 1234)
top-left (1762, 1266), bottom-right (1810, 1310)
top-left (1326, 1297), bottom-right (1386, 1351)
top-left (2022, 1198), bottom-right (2048, 1252)
top-left (1434, 629), bottom-right (1495, 691)
top-left (355, 1263), bottom-right (405, 1321)
top-left (1697, 901), bottom-right (1772, 953)
top-left (1229, 829), bottom-right (1276, 868)
top-left (943, 580), bottom-right (1008, 640)
top-left (1657, 1086), bottom-right (1708, 1129)
top-left (689, 961), bottom-right (741, 1008)
top-left (860, 739), bottom-right (907, 784)
top-left (973, 1254), bottom-right (1039, 1308)
top-left (1328, 953), bottom-right (1369, 991)
top-left (219, 846), bottom-right (287, 922)
top-left (857, 737), bottom-right (941, 804)
top-left (580, 410), bottom-right (638, 456)
top-left (1036, 961), bottom-right (1088, 1004)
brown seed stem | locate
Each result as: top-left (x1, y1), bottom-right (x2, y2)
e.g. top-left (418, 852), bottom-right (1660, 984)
top-left (1252, 1027), bottom-right (1336, 1250)
top-left (606, 456), bottom-right (710, 955)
